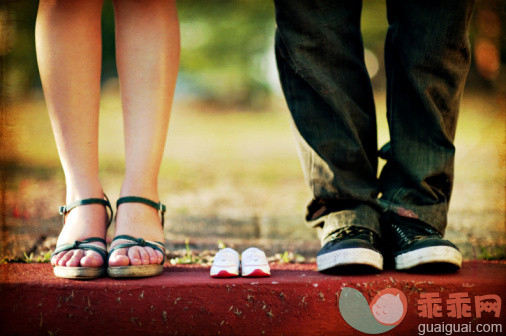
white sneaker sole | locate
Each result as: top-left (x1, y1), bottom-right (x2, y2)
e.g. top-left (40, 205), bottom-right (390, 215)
top-left (317, 248), bottom-right (383, 271)
top-left (210, 265), bottom-right (239, 278)
top-left (242, 265), bottom-right (271, 277)
top-left (395, 246), bottom-right (462, 270)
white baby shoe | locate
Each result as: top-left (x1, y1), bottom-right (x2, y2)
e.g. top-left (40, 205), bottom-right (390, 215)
top-left (210, 248), bottom-right (240, 278)
top-left (241, 247), bottom-right (271, 277)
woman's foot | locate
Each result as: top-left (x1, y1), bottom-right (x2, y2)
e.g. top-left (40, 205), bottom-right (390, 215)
top-left (51, 201), bottom-right (108, 268)
top-left (108, 199), bottom-right (165, 267)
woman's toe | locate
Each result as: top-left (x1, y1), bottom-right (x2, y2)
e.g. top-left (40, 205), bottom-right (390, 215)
top-left (127, 246), bottom-right (143, 266)
top-left (144, 247), bottom-right (158, 264)
top-left (155, 250), bottom-right (164, 264)
top-left (66, 249), bottom-right (84, 267)
top-left (81, 250), bottom-right (104, 267)
top-left (51, 252), bottom-right (63, 266)
top-left (108, 248), bottom-right (130, 267)
top-left (57, 251), bottom-right (73, 266)
top-left (138, 248), bottom-right (150, 265)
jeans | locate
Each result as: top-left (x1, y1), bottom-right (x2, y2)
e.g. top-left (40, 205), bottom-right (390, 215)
top-left (274, 0), bottom-right (475, 245)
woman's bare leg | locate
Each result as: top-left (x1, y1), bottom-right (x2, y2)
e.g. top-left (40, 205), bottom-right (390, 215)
top-left (108, 0), bottom-right (179, 267)
top-left (36, 0), bottom-right (107, 267)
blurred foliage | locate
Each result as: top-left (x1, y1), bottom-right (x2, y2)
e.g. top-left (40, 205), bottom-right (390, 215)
top-left (178, 0), bottom-right (275, 106)
top-left (1, 1), bottom-right (38, 97)
top-left (2, 0), bottom-right (505, 107)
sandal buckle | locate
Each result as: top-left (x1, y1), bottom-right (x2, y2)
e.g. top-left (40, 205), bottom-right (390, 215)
top-left (59, 206), bottom-right (67, 215)
top-left (72, 240), bottom-right (80, 249)
top-left (137, 238), bottom-right (146, 247)
top-left (158, 203), bottom-right (166, 214)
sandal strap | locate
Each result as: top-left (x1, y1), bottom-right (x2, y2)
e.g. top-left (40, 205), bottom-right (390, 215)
top-left (108, 235), bottom-right (165, 264)
top-left (116, 196), bottom-right (166, 227)
top-left (59, 194), bottom-right (113, 227)
top-left (52, 237), bottom-right (107, 261)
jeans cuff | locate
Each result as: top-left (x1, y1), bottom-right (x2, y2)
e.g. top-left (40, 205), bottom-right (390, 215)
top-left (378, 199), bottom-right (448, 235)
top-left (307, 204), bottom-right (381, 246)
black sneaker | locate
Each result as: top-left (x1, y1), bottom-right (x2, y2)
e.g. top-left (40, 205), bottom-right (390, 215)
top-left (316, 226), bottom-right (383, 273)
top-left (386, 218), bottom-right (462, 271)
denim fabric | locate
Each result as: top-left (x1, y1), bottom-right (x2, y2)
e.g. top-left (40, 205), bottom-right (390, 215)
top-left (274, 0), bottom-right (475, 245)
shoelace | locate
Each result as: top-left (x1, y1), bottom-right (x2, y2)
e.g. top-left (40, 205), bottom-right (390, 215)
top-left (390, 220), bottom-right (442, 245)
top-left (327, 226), bottom-right (376, 242)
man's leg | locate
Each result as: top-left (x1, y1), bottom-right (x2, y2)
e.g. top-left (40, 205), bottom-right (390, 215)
top-left (380, 0), bottom-right (475, 270)
top-left (274, 0), bottom-right (382, 272)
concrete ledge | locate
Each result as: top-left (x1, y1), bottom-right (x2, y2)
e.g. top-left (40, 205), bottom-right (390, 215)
top-left (1, 262), bottom-right (505, 336)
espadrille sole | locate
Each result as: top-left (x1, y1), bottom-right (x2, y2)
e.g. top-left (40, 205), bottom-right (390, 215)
top-left (53, 266), bottom-right (106, 280)
top-left (107, 264), bottom-right (164, 278)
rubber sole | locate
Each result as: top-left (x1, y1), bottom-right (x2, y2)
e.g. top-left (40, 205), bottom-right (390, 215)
top-left (107, 264), bottom-right (164, 278)
top-left (316, 247), bottom-right (383, 272)
top-left (53, 266), bottom-right (106, 280)
top-left (242, 268), bottom-right (271, 277)
top-left (210, 270), bottom-right (239, 278)
top-left (210, 265), bottom-right (239, 278)
top-left (395, 245), bottom-right (462, 270)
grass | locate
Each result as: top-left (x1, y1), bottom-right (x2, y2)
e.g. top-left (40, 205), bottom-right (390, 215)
top-left (7, 89), bottom-right (504, 189)
top-left (169, 238), bottom-right (210, 265)
top-left (274, 251), bottom-right (306, 264)
top-left (168, 240), bottom-right (308, 265)
top-left (479, 246), bottom-right (506, 261)
top-left (23, 252), bottom-right (52, 263)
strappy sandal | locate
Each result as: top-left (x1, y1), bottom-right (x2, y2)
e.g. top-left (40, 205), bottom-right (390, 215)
top-left (107, 196), bottom-right (166, 278)
top-left (52, 195), bottom-right (113, 280)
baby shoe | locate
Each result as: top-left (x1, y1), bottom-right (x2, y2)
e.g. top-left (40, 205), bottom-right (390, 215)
top-left (241, 247), bottom-right (270, 277)
top-left (210, 248), bottom-right (240, 278)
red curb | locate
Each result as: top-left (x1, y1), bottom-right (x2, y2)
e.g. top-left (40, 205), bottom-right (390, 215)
top-left (0, 262), bottom-right (505, 336)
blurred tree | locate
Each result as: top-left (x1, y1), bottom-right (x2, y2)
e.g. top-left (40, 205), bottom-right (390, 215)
top-left (178, 0), bottom-right (274, 107)
top-left (2, 0), bottom-right (117, 96)
top-left (471, 0), bottom-right (505, 85)
top-left (3, 0), bottom-right (503, 107)
top-left (2, 1), bottom-right (38, 98)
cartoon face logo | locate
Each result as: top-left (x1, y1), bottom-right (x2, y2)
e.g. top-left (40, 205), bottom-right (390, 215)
top-left (339, 287), bottom-right (408, 334)
top-left (370, 290), bottom-right (407, 325)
